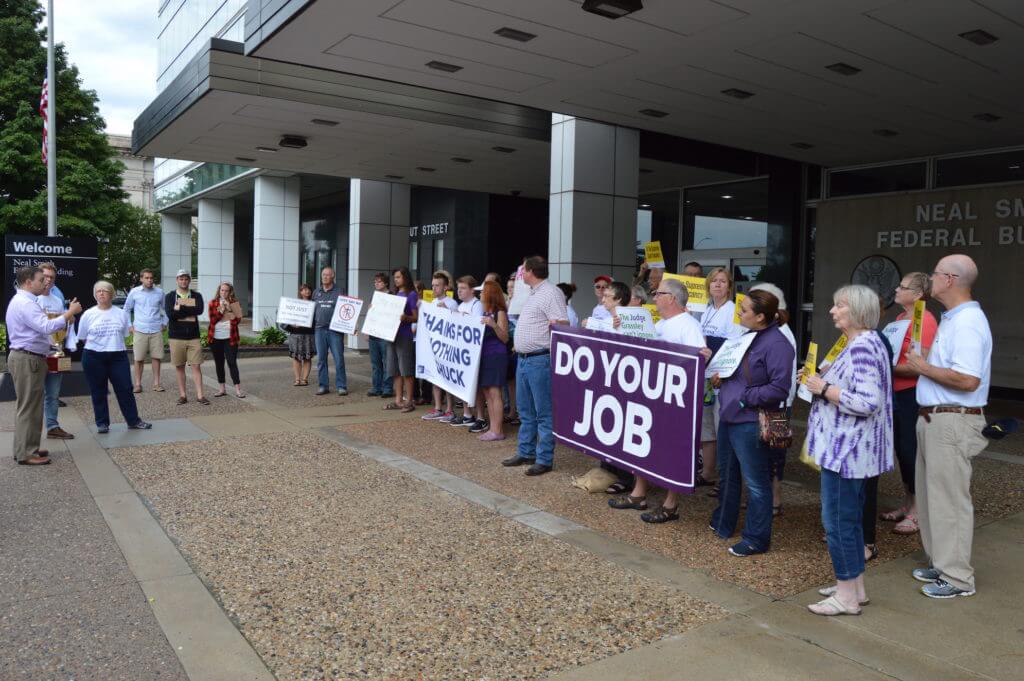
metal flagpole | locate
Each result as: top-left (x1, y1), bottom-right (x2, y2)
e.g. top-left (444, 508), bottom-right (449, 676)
top-left (46, 0), bottom-right (56, 237)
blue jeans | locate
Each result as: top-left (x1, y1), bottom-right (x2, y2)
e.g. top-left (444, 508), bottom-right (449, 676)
top-left (368, 336), bottom-right (388, 395)
top-left (821, 469), bottom-right (867, 580)
top-left (43, 370), bottom-right (63, 430)
top-left (315, 328), bottom-right (347, 391)
top-left (711, 421), bottom-right (774, 552)
top-left (516, 353), bottom-right (554, 466)
top-left (82, 349), bottom-right (140, 428)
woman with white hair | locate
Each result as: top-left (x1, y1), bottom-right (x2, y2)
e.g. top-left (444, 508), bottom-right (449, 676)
top-left (77, 281), bottom-right (152, 433)
top-left (803, 284), bottom-right (893, 616)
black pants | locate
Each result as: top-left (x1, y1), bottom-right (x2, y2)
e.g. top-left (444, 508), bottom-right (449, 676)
top-left (82, 349), bottom-right (140, 427)
top-left (892, 388), bottom-right (918, 494)
top-left (211, 339), bottom-right (240, 385)
top-left (863, 476), bottom-right (879, 545)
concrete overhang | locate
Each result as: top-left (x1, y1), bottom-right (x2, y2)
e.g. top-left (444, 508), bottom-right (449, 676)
top-left (132, 40), bottom-right (554, 198)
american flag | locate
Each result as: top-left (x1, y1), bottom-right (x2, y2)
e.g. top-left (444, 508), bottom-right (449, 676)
top-left (39, 75), bottom-right (49, 165)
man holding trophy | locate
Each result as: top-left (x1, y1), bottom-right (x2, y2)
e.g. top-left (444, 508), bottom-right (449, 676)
top-left (38, 262), bottom-right (76, 440)
top-left (5, 266), bottom-right (82, 465)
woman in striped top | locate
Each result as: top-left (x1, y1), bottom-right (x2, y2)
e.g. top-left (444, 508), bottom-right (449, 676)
top-left (803, 284), bottom-right (894, 616)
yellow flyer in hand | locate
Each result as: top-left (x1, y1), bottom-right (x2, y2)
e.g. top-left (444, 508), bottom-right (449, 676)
top-left (663, 273), bottom-right (708, 312)
top-left (732, 293), bottom-right (746, 325)
top-left (910, 299), bottom-right (925, 353)
top-left (823, 334), bottom-right (848, 364)
top-left (643, 241), bottom-right (665, 269)
top-left (801, 342), bottom-right (819, 384)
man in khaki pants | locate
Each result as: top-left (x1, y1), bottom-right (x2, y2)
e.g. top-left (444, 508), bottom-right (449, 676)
top-left (905, 254), bottom-right (991, 598)
top-left (5, 266), bottom-right (82, 465)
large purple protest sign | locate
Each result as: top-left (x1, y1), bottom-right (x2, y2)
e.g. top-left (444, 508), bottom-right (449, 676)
top-left (550, 327), bottom-right (705, 494)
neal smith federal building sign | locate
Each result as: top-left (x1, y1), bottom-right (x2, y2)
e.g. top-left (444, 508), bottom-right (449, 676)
top-left (3, 235), bottom-right (99, 321)
top-left (815, 182), bottom-right (1024, 390)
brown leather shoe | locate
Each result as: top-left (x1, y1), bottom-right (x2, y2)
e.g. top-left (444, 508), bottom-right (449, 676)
top-left (32, 449), bottom-right (49, 457)
top-left (47, 427), bottom-right (74, 440)
top-left (18, 456), bottom-right (51, 466)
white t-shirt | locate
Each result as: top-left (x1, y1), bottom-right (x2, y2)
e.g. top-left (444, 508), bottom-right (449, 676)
top-left (435, 295), bottom-right (459, 312)
top-left (916, 301), bottom-right (992, 407)
top-left (655, 312), bottom-right (705, 349)
top-left (566, 305), bottom-right (580, 328)
top-left (76, 306), bottom-right (131, 352)
top-left (591, 303), bottom-right (611, 320)
top-left (699, 300), bottom-right (744, 340)
top-left (458, 298), bottom-right (483, 318)
top-left (779, 323), bottom-right (798, 407)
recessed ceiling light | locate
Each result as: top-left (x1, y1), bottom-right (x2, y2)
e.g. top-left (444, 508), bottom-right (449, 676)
top-left (825, 62), bottom-right (861, 76)
top-left (742, 216), bottom-right (753, 220)
top-left (416, 167), bottom-right (436, 172)
top-left (721, 194), bottom-right (734, 199)
top-left (492, 146), bottom-right (517, 153)
top-left (310, 118), bottom-right (339, 126)
top-left (582, 0), bottom-right (643, 19)
top-left (791, 142), bottom-right (815, 150)
top-left (385, 174), bottom-right (404, 180)
top-left (973, 112), bottom-right (1001, 122)
top-left (959, 29), bottom-right (998, 46)
top-left (639, 108), bottom-right (668, 118)
top-left (425, 60), bottom-right (463, 73)
top-left (873, 128), bottom-right (899, 137)
top-left (1008, 165), bottom-right (1021, 171)
top-left (494, 27), bottom-right (537, 42)
top-left (235, 156), bottom-right (256, 162)
top-left (721, 88), bottom-right (754, 99)
top-left (451, 157), bottom-right (473, 163)
top-left (640, 203), bottom-right (651, 208)
top-left (255, 146), bottom-right (277, 153)
top-left (639, 168), bottom-right (654, 174)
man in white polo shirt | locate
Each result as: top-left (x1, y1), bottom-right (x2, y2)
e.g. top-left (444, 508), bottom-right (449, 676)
top-left (904, 254), bottom-right (991, 599)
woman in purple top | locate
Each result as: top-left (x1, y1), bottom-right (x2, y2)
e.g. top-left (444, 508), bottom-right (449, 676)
top-left (384, 267), bottom-right (418, 413)
top-left (709, 290), bottom-right (795, 558)
top-left (477, 281), bottom-right (510, 441)
top-left (803, 285), bottom-right (893, 616)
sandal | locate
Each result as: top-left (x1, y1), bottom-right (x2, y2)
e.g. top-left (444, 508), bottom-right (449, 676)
top-left (133, 385), bottom-right (142, 394)
top-left (177, 397), bottom-right (188, 405)
top-left (213, 391), bottom-right (227, 397)
top-left (384, 402), bottom-right (402, 411)
top-left (707, 485), bottom-right (720, 498)
top-left (817, 585), bottom-right (870, 605)
top-left (880, 508), bottom-right (906, 522)
top-left (773, 504), bottom-right (782, 517)
top-left (608, 495), bottom-right (647, 510)
top-left (294, 380), bottom-right (302, 386)
top-left (300, 380), bottom-right (309, 386)
top-left (197, 397), bottom-right (211, 406)
top-left (893, 515), bottom-right (919, 535)
top-left (807, 595), bottom-right (861, 616)
top-left (865, 543), bottom-right (879, 562)
top-left (153, 386), bottom-right (165, 392)
top-left (605, 481), bottom-right (630, 495)
top-left (641, 505), bottom-right (680, 524)
top-left (400, 403), bottom-right (415, 413)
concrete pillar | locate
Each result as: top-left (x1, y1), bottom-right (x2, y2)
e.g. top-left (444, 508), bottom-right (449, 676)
top-left (347, 179), bottom-right (410, 350)
top-left (197, 198), bottom-right (235, 320)
top-left (548, 114), bottom-right (638, 289)
top-left (160, 213), bottom-right (192, 293)
top-left (252, 176), bottom-right (300, 330)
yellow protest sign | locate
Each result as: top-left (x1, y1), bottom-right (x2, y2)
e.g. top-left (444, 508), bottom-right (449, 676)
top-left (823, 334), bottom-right (848, 364)
top-left (643, 241), bottom-right (665, 269)
top-left (801, 342), bottom-right (819, 384)
top-left (421, 290), bottom-right (454, 303)
top-left (643, 304), bottom-right (661, 324)
top-left (732, 293), bottom-right (746, 325)
top-left (663, 273), bottom-right (708, 311)
top-left (910, 299), bottom-right (925, 352)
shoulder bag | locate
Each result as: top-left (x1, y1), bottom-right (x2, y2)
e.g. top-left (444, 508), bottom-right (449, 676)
top-left (742, 347), bottom-right (794, 450)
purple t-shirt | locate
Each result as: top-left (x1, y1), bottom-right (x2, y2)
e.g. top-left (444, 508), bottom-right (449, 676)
top-left (396, 290), bottom-right (418, 338)
top-left (481, 311), bottom-right (507, 356)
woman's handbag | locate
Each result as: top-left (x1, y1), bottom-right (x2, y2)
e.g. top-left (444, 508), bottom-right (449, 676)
top-left (742, 353), bottom-right (794, 450)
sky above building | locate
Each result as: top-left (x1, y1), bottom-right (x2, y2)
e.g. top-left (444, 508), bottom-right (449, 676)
top-left (51, 0), bottom-right (157, 136)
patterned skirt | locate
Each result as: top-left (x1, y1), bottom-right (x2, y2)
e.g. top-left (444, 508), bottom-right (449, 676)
top-left (288, 333), bottom-right (316, 360)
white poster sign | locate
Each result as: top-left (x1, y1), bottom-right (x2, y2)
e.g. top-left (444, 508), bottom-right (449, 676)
top-left (704, 332), bottom-right (757, 379)
top-left (584, 316), bottom-right (614, 333)
top-left (276, 297), bottom-right (315, 327)
top-left (361, 291), bottom-right (405, 341)
top-left (881, 319), bottom-right (911, 366)
top-left (415, 305), bottom-right (484, 406)
top-left (507, 265), bottom-right (530, 316)
top-left (615, 306), bottom-right (656, 338)
top-left (329, 295), bottom-right (364, 334)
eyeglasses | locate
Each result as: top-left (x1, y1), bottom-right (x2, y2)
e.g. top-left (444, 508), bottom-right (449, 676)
top-left (652, 291), bottom-right (672, 297)
top-left (932, 270), bottom-right (959, 280)
top-left (895, 284), bottom-right (917, 291)
top-left (594, 284), bottom-right (608, 290)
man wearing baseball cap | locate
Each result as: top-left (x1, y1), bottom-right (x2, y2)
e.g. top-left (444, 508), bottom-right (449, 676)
top-left (591, 275), bottom-right (613, 321)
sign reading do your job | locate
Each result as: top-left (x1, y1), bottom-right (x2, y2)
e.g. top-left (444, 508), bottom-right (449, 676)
top-left (550, 327), bottom-right (704, 494)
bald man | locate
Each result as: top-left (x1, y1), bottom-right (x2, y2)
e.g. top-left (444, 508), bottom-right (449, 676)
top-left (904, 254), bottom-right (991, 599)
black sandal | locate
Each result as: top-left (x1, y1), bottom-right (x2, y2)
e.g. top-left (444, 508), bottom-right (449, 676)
top-left (605, 481), bottom-right (630, 495)
top-left (865, 543), bottom-right (879, 562)
top-left (608, 495), bottom-right (647, 510)
top-left (641, 505), bottom-right (680, 524)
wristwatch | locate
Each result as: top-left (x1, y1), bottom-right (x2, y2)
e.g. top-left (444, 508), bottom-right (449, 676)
top-left (819, 382), bottom-right (831, 398)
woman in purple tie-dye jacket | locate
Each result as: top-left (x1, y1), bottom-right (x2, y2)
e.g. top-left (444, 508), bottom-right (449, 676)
top-left (803, 284), bottom-right (894, 617)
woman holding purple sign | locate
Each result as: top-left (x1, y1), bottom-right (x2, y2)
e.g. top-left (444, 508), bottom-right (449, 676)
top-left (709, 289), bottom-right (795, 556)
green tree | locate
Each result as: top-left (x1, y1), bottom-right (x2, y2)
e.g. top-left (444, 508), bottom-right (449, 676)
top-left (0, 0), bottom-right (128, 237)
top-left (98, 204), bottom-right (160, 292)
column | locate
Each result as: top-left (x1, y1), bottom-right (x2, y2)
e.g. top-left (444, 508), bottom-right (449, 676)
top-left (548, 114), bottom-right (638, 289)
top-left (347, 179), bottom-right (410, 350)
top-left (197, 198), bottom-right (235, 319)
top-left (160, 213), bottom-right (192, 294)
top-left (252, 176), bottom-right (300, 331)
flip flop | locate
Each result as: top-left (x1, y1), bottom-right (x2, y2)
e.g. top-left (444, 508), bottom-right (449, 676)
top-left (383, 402), bottom-right (402, 410)
top-left (807, 595), bottom-right (861, 616)
top-left (153, 386), bottom-right (166, 392)
top-left (400, 404), bottom-right (415, 413)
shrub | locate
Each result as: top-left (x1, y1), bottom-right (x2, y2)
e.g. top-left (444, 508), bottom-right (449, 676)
top-left (256, 325), bottom-right (287, 346)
